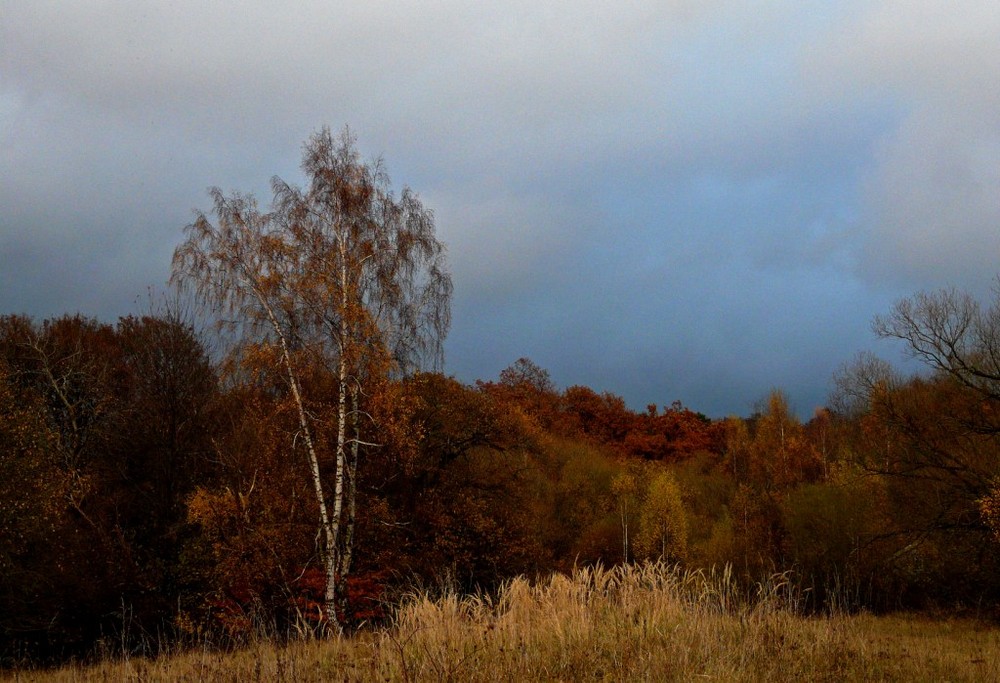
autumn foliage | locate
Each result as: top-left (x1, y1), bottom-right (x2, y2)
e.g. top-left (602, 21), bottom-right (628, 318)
top-left (6, 137), bottom-right (1000, 667)
top-left (4, 314), bottom-right (1000, 666)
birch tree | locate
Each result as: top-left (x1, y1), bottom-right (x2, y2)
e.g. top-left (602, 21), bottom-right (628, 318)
top-left (172, 126), bottom-right (451, 632)
top-left (635, 471), bottom-right (688, 562)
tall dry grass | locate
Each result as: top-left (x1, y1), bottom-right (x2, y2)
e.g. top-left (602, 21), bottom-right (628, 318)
top-left (8, 562), bottom-right (1000, 681)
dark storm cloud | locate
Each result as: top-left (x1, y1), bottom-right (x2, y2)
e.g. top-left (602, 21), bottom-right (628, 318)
top-left (3, 1), bottom-right (999, 416)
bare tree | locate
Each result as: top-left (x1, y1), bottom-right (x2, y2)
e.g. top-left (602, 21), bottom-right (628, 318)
top-left (832, 285), bottom-right (1000, 555)
top-left (172, 127), bottom-right (451, 632)
top-left (874, 285), bottom-right (1000, 410)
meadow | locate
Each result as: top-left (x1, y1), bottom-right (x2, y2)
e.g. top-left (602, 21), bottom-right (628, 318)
top-left (8, 562), bottom-right (999, 682)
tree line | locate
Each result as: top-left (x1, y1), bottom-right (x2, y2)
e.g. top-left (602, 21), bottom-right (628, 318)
top-left (4, 128), bottom-right (1000, 665)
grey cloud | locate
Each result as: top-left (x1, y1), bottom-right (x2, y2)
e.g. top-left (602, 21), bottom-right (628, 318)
top-left (806, 1), bottom-right (1000, 290)
top-left (860, 108), bottom-right (1000, 289)
top-left (3, 2), bottom-right (995, 417)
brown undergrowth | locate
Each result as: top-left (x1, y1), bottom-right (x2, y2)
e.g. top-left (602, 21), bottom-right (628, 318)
top-left (8, 562), bottom-right (1000, 682)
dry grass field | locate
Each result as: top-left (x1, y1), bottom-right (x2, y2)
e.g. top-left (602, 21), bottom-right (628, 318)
top-left (7, 563), bottom-right (1000, 682)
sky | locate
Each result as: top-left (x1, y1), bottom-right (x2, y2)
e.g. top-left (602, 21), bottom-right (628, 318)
top-left (2, 1), bottom-right (1000, 418)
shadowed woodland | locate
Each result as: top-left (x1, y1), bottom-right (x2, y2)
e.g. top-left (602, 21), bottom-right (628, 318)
top-left (5, 130), bottom-right (1000, 668)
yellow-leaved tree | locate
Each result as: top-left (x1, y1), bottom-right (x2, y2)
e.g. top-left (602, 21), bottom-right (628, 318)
top-left (634, 470), bottom-right (688, 562)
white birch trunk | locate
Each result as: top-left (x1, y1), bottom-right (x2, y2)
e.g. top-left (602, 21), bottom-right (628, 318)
top-left (252, 280), bottom-right (341, 632)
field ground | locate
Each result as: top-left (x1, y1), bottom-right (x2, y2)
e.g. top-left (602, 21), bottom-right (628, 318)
top-left (6, 563), bottom-right (1000, 682)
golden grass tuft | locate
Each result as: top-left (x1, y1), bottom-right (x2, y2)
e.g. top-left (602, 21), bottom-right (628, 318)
top-left (8, 562), bottom-right (1000, 681)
